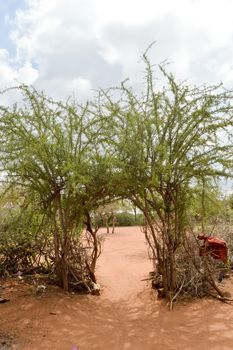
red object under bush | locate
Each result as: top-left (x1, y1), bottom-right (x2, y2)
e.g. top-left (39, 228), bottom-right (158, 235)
top-left (198, 235), bottom-right (228, 263)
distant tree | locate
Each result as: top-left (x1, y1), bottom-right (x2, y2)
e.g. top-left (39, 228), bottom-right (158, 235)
top-left (228, 194), bottom-right (233, 210)
top-left (221, 193), bottom-right (233, 223)
top-left (96, 203), bottom-right (117, 233)
top-left (188, 182), bottom-right (224, 225)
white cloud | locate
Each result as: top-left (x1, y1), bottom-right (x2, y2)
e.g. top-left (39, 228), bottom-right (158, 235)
top-left (0, 48), bottom-right (38, 106)
top-left (34, 76), bottom-right (93, 101)
top-left (0, 0), bottom-right (233, 100)
top-left (70, 77), bottom-right (92, 96)
top-left (17, 61), bottom-right (39, 84)
top-left (0, 49), bottom-right (16, 84)
top-left (0, 48), bottom-right (38, 88)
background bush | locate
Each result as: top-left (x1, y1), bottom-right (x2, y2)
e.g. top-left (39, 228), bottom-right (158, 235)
top-left (112, 212), bottom-right (144, 227)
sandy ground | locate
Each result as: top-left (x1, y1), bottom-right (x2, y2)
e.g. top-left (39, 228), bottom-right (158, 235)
top-left (1, 226), bottom-right (233, 350)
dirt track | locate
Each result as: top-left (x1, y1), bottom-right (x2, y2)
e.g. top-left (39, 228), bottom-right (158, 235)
top-left (1, 226), bottom-right (233, 350)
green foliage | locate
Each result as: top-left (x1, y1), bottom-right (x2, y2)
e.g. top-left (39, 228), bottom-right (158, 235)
top-left (220, 193), bottom-right (233, 223)
top-left (0, 188), bottom-right (48, 275)
top-left (114, 212), bottom-right (144, 226)
top-left (188, 183), bottom-right (223, 221)
top-left (0, 87), bottom-right (113, 290)
top-left (228, 194), bottom-right (233, 211)
top-left (0, 87), bottom-right (111, 215)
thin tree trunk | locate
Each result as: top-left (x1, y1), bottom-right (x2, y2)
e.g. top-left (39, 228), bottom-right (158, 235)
top-left (112, 215), bottom-right (116, 234)
top-left (55, 191), bottom-right (69, 291)
top-left (85, 210), bottom-right (98, 283)
top-left (106, 219), bottom-right (109, 233)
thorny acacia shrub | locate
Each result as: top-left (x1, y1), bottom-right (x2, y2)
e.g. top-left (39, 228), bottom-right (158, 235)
top-left (0, 87), bottom-right (111, 291)
top-left (97, 53), bottom-right (233, 303)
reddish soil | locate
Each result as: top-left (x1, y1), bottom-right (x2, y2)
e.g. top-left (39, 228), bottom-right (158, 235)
top-left (1, 226), bottom-right (233, 350)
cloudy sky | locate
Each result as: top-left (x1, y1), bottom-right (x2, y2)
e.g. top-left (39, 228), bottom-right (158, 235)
top-left (1, 0), bottom-right (233, 101)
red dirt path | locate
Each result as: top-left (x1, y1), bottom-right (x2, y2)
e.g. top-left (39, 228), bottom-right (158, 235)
top-left (1, 226), bottom-right (233, 350)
